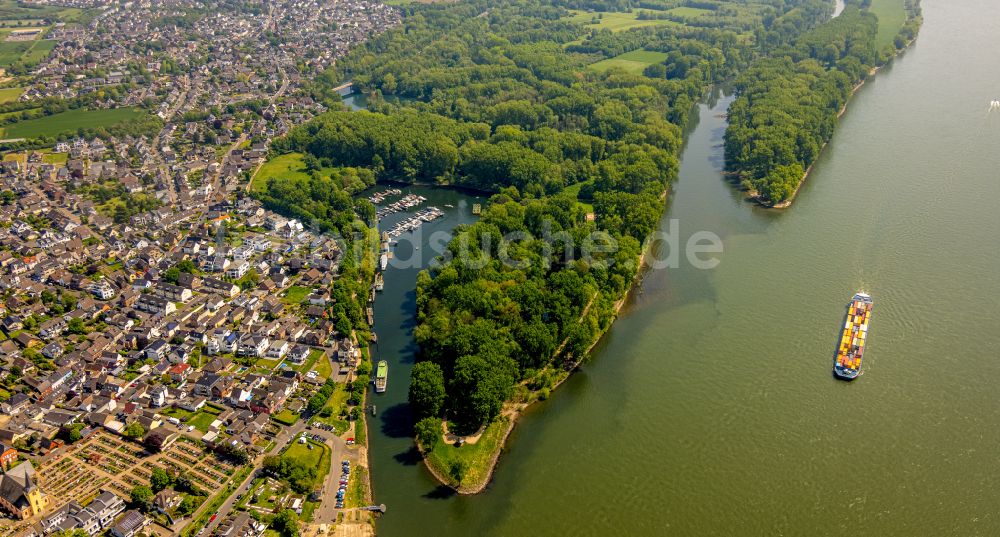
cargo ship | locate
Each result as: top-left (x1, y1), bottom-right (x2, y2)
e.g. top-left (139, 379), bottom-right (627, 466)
top-left (374, 360), bottom-right (388, 393)
top-left (833, 292), bottom-right (873, 380)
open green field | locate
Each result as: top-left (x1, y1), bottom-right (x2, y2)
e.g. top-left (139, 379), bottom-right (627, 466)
top-left (0, 107), bottom-right (144, 139)
top-left (251, 152), bottom-right (310, 193)
top-left (588, 49), bottom-right (669, 75)
top-left (868, 0), bottom-right (906, 48)
top-left (565, 9), bottom-right (680, 32)
top-left (0, 87), bottom-right (22, 102)
top-left (425, 415), bottom-right (510, 490)
top-left (252, 151), bottom-right (348, 194)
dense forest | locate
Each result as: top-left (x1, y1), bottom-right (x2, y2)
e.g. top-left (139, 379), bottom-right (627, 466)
top-left (261, 0), bottom-right (840, 434)
top-left (724, 1), bottom-right (922, 204)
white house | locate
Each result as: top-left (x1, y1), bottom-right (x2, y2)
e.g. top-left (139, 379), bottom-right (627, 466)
top-left (266, 340), bottom-right (289, 359)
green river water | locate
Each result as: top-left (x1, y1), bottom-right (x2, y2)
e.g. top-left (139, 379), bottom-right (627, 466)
top-left (366, 1), bottom-right (1000, 534)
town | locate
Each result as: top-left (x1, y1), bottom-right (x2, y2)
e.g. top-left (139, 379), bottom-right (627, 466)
top-left (0, 0), bottom-right (400, 536)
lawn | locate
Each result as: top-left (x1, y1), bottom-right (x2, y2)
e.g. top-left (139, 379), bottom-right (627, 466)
top-left (867, 0), bottom-right (906, 49)
top-left (159, 407), bottom-right (193, 421)
top-left (0, 107), bottom-right (145, 139)
top-left (588, 49), bottom-right (669, 75)
top-left (40, 151), bottom-right (67, 165)
top-left (282, 439), bottom-right (331, 490)
top-left (272, 409), bottom-right (300, 426)
top-left (425, 415), bottom-right (509, 491)
top-left (280, 285), bottom-right (311, 305)
top-left (255, 357), bottom-right (281, 371)
top-left (312, 350), bottom-right (333, 380)
top-left (564, 9), bottom-right (680, 32)
top-left (188, 411), bottom-right (219, 433)
top-left (296, 348), bottom-right (328, 375)
top-left (0, 87), bottom-right (21, 103)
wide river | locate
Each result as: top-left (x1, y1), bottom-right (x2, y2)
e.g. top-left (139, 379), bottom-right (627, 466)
top-left (366, 0), bottom-right (1000, 534)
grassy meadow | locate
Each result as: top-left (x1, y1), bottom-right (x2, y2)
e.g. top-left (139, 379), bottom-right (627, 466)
top-left (0, 107), bottom-right (145, 139)
top-left (565, 9), bottom-right (680, 32)
top-left (867, 0), bottom-right (906, 49)
top-left (588, 49), bottom-right (669, 75)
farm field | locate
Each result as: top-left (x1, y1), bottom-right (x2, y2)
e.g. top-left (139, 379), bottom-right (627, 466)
top-left (868, 0), bottom-right (906, 48)
top-left (0, 38), bottom-right (51, 67)
top-left (564, 9), bottom-right (680, 32)
top-left (19, 38), bottom-right (54, 64)
top-left (0, 86), bottom-right (21, 102)
top-left (588, 49), bottom-right (669, 75)
top-left (0, 107), bottom-right (144, 138)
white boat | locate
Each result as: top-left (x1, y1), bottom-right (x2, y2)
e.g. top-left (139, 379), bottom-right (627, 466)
top-left (379, 253), bottom-right (388, 271)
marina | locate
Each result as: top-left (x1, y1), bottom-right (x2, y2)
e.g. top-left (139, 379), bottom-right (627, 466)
top-left (369, 188), bottom-right (403, 204)
top-left (376, 193), bottom-right (426, 219)
top-left (385, 207), bottom-right (445, 238)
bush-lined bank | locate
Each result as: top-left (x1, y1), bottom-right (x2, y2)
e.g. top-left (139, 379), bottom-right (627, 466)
top-left (724, 0), bottom-right (922, 206)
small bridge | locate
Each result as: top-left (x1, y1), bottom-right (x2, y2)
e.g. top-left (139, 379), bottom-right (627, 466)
top-left (332, 81), bottom-right (354, 97)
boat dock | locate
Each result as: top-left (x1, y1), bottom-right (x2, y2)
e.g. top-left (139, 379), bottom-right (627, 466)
top-left (385, 206), bottom-right (444, 238)
top-left (368, 188), bottom-right (402, 204)
top-left (376, 194), bottom-right (426, 219)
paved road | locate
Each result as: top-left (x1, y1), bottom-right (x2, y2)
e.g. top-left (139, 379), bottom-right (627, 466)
top-left (195, 418), bottom-right (308, 534)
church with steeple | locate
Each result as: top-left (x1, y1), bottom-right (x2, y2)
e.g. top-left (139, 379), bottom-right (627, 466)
top-left (0, 461), bottom-right (48, 519)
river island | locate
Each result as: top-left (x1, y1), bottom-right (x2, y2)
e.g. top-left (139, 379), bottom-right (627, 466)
top-left (256, 0), bottom-right (923, 496)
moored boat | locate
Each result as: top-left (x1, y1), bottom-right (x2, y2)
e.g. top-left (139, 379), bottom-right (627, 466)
top-left (374, 272), bottom-right (384, 291)
top-left (833, 292), bottom-right (873, 380)
top-left (374, 360), bottom-right (388, 393)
